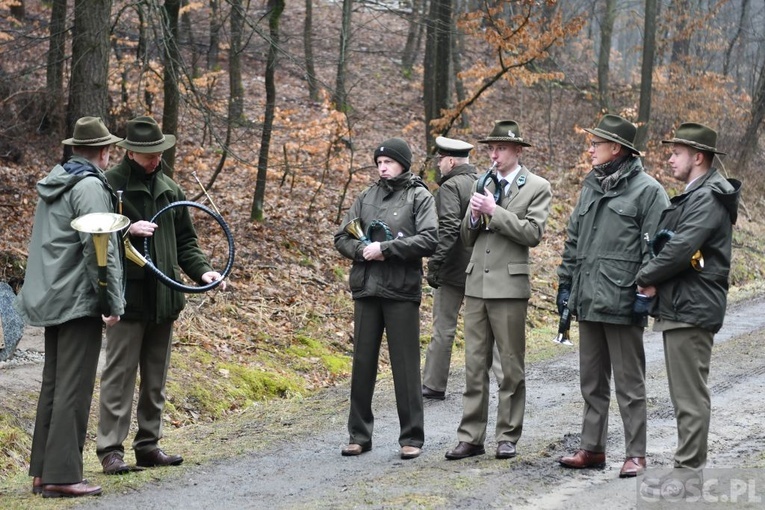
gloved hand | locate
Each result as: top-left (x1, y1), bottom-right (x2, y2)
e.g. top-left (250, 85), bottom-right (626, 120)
top-left (556, 283), bottom-right (571, 315)
top-left (426, 262), bottom-right (441, 289)
top-left (632, 293), bottom-right (653, 320)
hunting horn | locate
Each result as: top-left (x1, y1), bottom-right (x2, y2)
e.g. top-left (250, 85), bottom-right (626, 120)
top-left (71, 212), bottom-right (131, 316)
top-left (343, 217), bottom-right (371, 245)
top-left (475, 162), bottom-right (499, 229)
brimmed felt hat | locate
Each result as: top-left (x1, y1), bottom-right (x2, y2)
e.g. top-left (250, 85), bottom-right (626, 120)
top-left (478, 120), bottom-right (532, 147)
top-left (661, 122), bottom-right (726, 155)
top-left (435, 136), bottom-right (473, 158)
top-left (584, 114), bottom-right (640, 154)
top-left (374, 137), bottom-right (412, 171)
top-left (117, 116), bottom-right (177, 153)
top-left (61, 117), bottom-right (122, 146)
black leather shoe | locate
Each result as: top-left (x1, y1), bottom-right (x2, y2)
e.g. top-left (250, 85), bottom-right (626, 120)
top-left (102, 452), bottom-right (130, 475)
top-left (496, 441), bottom-right (517, 459)
top-left (135, 448), bottom-right (183, 467)
top-left (422, 386), bottom-right (446, 400)
top-left (445, 441), bottom-right (485, 460)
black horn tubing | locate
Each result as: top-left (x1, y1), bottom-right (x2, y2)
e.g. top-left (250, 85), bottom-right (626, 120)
top-left (142, 200), bottom-right (235, 294)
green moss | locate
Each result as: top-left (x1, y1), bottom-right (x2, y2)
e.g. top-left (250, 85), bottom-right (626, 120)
top-left (0, 412), bottom-right (31, 478)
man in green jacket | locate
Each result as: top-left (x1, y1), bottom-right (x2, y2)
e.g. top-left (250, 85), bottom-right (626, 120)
top-left (557, 115), bottom-right (669, 478)
top-left (16, 117), bottom-right (123, 498)
top-left (637, 123), bottom-right (741, 495)
top-left (423, 136), bottom-right (503, 400)
top-left (97, 116), bottom-right (226, 475)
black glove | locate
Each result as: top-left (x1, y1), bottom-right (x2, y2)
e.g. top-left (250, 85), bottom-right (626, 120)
top-left (427, 261), bottom-right (441, 289)
top-left (632, 293), bottom-right (653, 323)
top-left (556, 283), bottom-right (571, 315)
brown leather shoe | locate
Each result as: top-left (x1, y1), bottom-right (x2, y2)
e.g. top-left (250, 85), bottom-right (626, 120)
top-left (135, 448), bottom-right (183, 467)
top-left (102, 452), bottom-right (131, 475)
top-left (341, 443), bottom-right (371, 456)
top-left (422, 385), bottom-right (446, 400)
top-left (496, 441), bottom-right (517, 459)
top-left (559, 449), bottom-right (606, 469)
top-left (400, 446), bottom-right (422, 459)
top-left (32, 477), bottom-right (42, 495)
top-left (445, 441), bottom-right (485, 460)
top-left (619, 457), bottom-right (646, 478)
top-left (41, 481), bottom-right (102, 498)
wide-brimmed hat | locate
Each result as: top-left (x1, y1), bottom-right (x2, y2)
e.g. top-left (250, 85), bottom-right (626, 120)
top-left (435, 136), bottom-right (473, 157)
top-left (584, 114), bottom-right (640, 154)
top-left (478, 120), bottom-right (532, 146)
top-left (661, 122), bottom-right (726, 155)
top-left (61, 117), bottom-right (122, 146)
top-left (117, 116), bottom-right (177, 153)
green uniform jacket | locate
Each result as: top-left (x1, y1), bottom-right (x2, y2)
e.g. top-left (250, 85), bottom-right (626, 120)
top-left (106, 156), bottom-right (212, 322)
top-left (461, 166), bottom-right (552, 300)
top-left (637, 169), bottom-right (741, 333)
top-left (558, 157), bottom-right (669, 324)
top-left (427, 163), bottom-right (477, 288)
top-left (16, 157), bottom-right (124, 325)
top-left (334, 171), bottom-right (438, 303)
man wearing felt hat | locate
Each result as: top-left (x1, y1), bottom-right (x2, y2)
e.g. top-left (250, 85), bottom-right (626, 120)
top-left (445, 120), bottom-right (552, 461)
top-left (97, 116), bottom-right (226, 475)
top-left (16, 116), bottom-right (124, 498)
top-left (557, 114), bottom-right (669, 478)
top-left (637, 123), bottom-right (741, 496)
top-left (423, 136), bottom-right (504, 400)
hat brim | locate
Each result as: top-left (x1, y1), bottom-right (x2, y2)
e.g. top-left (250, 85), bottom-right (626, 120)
top-left (117, 134), bottom-right (176, 153)
top-left (477, 137), bottom-right (532, 147)
top-left (61, 134), bottom-right (123, 147)
top-left (661, 138), bottom-right (726, 155)
top-left (584, 128), bottom-right (641, 155)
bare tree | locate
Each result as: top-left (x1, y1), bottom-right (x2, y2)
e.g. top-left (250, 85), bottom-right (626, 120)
top-left (304, 0), bottom-right (320, 101)
top-left (161, 0), bottom-right (181, 176)
top-left (635, 0), bottom-right (658, 151)
top-left (332, 0), bottom-right (352, 111)
top-left (402, 0), bottom-right (425, 73)
top-left (723, 0), bottom-right (750, 77)
top-left (251, 0), bottom-right (285, 221)
top-left (65, 0), bottom-right (112, 159)
top-left (597, 0), bottom-right (617, 113)
top-left (44, 0), bottom-right (67, 134)
top-left (736, 58), bottom-right (765, 175)
top-left (423, 0), bottom-right (452, 149)
top-left (229, 0), bottom-right (245, 122)
top-left (207, 0), bottom-right (221, 70)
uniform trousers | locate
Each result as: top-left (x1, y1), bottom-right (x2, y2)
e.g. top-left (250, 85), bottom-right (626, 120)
top-left (423, 284), bottom-right (502, 393)
top-left (29, 317), bottom-right (102, 484)
top-left (457, 297), bottom-right (527, 445)
top-left (348, 297), bottom-right (424, 449)
top-left (97, 319), bottom-right (174, 460)
top-left (663, 326), bottom-right (713, 469)
top-left (578, 321), bottom-right (647, 457)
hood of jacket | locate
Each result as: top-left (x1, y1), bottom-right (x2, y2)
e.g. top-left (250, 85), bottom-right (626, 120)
top-left (37, 156), bottom-right (106, 204)
top-left (378, 171), bottom-right (428, 194)
top-left (700, 169), bottom-right (741, 225)
top-left (438, 163), bottom-right (476, 186)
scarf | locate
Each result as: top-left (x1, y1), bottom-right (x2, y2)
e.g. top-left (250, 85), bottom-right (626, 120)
top-left (593, 154), bottom-right (632, 192)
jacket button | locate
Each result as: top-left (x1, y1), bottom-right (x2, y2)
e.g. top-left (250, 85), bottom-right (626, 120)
top-left (486, 249), bottom-right (490, 253)
top-left (484, 269), bottom-right (489, 273)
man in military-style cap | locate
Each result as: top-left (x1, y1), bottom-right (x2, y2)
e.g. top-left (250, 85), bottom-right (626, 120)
top-left (17, 116), bottom-right (124, 498)
top-left (557, 114), bottom-right (669, 478)
top-left (424, 136), bottom-right (504, 400)
top-left (97, 116), bottom-right (226, 475)
top-left (637, 123), bottom-right (741, 496)
top-left (445, 120), bottom-right (552, 461)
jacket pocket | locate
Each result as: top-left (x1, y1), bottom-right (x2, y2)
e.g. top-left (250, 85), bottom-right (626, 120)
top-left (349, 263), bottom-right (366, 292)
top-left (592, 259), bottom-right (639, 316)
top-left (607, 200), bottom-right (638, 219)
top-left (506, 263), bottom-right (530, 276)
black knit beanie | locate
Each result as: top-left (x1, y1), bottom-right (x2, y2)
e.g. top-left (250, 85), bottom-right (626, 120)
top-left (374, 137), bottom-right (412, 171)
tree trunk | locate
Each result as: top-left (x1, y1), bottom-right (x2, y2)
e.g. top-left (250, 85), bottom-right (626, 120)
top-left (723, 0), bottom-right (749, 77)
top-left (597, 0), bottom-right (616, 113)
top-left (229, 0), bottom-right (245, 122)
top-left (10, 0), bottom-right (24, 20)
top-left (207, 0), bottom-right (221, 70)
top-left (251, 0), bottom-right (285, 221)
top-left (423, 0), bottom-right (452, 149)
top-left (670, 0), bottom-right (690, 71)
top-left (451, 2), bottom-right (468, 129)
top-left (736, 59), bottom-right (765, 175)
top-left (44, 0), bottom-right (66, 134)
top-left (161, 0), bottom-right (181, 177)
top-left (65, 0), bottom-right (112, 160)
top-left (332, 0), bottom-right (352, 111)
top-left (304, 0), bottom-right (319, 101)
top-left (402, 0), bottom-right (424, 73)
top-left (635, 0), bottom-right (658, 151)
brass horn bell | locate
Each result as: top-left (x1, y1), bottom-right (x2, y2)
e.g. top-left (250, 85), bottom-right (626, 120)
top-left (343, 217), bottom-right (370, 245)
top-left (71, 212), bottom-right (131, 315)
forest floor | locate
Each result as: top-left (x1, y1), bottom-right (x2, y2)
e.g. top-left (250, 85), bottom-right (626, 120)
top-left (2, 287), bottom-right (764, 509)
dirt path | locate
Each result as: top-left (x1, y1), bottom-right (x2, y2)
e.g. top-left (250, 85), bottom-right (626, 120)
top-left (4, 296), bottom-right (765, 509)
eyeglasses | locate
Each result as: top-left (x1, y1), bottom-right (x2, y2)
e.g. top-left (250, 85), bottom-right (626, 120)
top-left (590, 141), bottom-right (609, 148)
